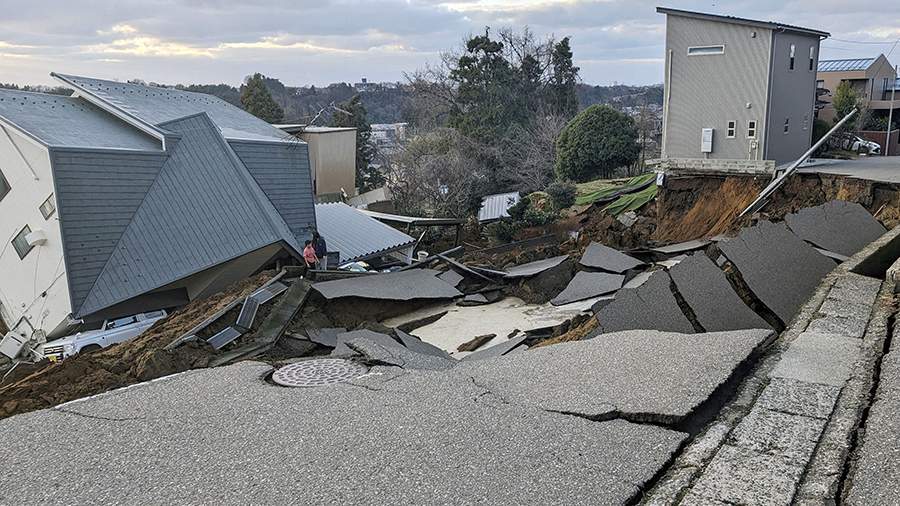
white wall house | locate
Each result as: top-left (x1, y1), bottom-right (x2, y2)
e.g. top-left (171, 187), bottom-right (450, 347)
top-left (0, 74), bottom-right (318, 342)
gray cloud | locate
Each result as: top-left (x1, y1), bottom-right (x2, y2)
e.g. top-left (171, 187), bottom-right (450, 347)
top-left (0, 0), bottom-right (897, 87)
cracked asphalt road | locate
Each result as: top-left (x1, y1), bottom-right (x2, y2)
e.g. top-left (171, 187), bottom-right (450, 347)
top-left (0, 329), bottom-right (771, 505)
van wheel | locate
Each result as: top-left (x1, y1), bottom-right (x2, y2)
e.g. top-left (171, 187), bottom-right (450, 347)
top-left (79, 344), bottom-right (102, 354)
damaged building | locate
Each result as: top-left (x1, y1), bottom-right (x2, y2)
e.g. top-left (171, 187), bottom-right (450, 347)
top-left (0, 74), bottom-right (316, 340)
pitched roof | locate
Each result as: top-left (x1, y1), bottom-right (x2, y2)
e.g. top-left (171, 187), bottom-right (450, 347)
top-left (67, 113), bottom-right (301, 317)
top-left (817, 58), bottom-right (876, 72)
top-left (656, 7), bottom-right (830, 38)
top-left (52, 73), bottom-right (291, 142)
top-left (314, 202), bottom-right (415, 264)
top-left (0, 89), bottom-right (160, 150)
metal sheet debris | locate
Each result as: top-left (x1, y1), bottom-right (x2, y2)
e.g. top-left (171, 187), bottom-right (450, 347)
top-left (207, 327), bottom-right (243, 350)
top-left (718, 221), bottom-right (835, 324)
top-left (669, 254), bottom-right (772, 332)
top-left (650, 239), bottom-right (712, 255)
top-left (784, 200), bottom-right (885, 257)
top-left (312, 269), bottom-right (463, 301)
top-left (580, 242), bottom-right (644, 273)
top-left (551, 271), bottom-right (624, 306)
top-left (592, 271), bottom-right (695, 335)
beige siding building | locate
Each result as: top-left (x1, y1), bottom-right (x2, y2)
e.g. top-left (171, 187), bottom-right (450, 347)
top-left (277, 125), bottom-right (357, 196)
top-left (658, 8), bottom-right (829, 165)
top-left (816, 55), bottom-right (897, 124)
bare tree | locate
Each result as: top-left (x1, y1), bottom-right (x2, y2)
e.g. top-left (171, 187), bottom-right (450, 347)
top-left (501, 112), bottom-right (569, 192)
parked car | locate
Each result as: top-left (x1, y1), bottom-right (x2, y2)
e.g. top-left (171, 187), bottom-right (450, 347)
top-left (39, 310), bottom-right (168, 362)
top-left (839, 134), bottom-right (881, 155)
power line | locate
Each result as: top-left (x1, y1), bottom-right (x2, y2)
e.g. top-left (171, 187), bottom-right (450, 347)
top-left (830, 38), bottom-right (899, 45)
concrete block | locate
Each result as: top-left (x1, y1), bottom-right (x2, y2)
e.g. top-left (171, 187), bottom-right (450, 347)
top-left (689, 445), bottom-right (804, 506)
top-left (727, 406), bottom-right (827, 462)
top-left (592, 270), bottom-right (696, 334)
top-left (769, 331), bottom-right (861, 387)
top-left (755, 377), bottom-right (841, 419)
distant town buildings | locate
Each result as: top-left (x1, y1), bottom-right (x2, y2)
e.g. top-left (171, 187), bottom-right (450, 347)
top-left (658, 7), bottom-right (828, 165)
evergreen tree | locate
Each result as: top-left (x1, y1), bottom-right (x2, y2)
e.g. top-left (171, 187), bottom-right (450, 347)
top-left (240, 73), bottom-right (284, 123)
top-left (548, 37), bottom-right (580, 117)
top-left (331, 95), bottom-right (380, 190)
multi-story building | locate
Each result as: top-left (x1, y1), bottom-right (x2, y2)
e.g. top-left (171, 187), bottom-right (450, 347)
top-left (658, 7), bottom-right (829, 164)
top-left (816, 55), bottom-right (898, 124)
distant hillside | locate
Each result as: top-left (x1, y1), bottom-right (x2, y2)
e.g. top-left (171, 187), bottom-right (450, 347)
top-left (577, 83), bottom-right (663, 109)
top-left (1, 78), bottom-right (664, 125)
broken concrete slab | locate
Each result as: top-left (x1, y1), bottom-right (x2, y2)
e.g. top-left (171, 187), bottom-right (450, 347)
top-left (347, 338), bottom-right (457, 370)
top-left (689, 444), bottom-right (805, 505)
top-left (305, 327), bottom-right (346, 348)
top-left (785, 200), bottom-right (885, 257)
top-left (458, 328), bottom-right (773, 424)
top-left (592, 270), bottom-right (696, 334)
top-left (312, 269), bottom-right (463, 301)
top-left (457, 290), bottom-right (503, 307)
top-left (550, 271), bottom-right (624, 306)
top-left (503, 255), bottom-right (570, 279)
top-left (769, 331), bottom-right (861, 387)
top-left (650, 239), bottom-right (712, 255)
top-left (0, 362), bottom-right (686, 505)
top-left (508, 256), bottom-right (574, 304)
top-left (460, 334), bottom-right (529, 362)
top-left (394, 329), bottom-right (453, 360)
top-left (579, 242), bottom-right (644, 273)
top-left (669, 254), bottom-right (771, 332)
top-left (437, 269), bottom-right (464, 287)
top-left (718, 221), bottom-right (835, 325)
top-left (332, 330), bottom-right (402, 356)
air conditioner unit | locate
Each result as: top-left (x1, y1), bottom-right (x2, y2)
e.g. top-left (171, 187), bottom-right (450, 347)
top-left (25, 229), bottom-right (47, 247)
top-left (0, 332), bottom-right (27, 360)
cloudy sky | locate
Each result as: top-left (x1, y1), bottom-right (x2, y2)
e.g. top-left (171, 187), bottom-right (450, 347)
top-left (1, 0), bottom-right (898, 88)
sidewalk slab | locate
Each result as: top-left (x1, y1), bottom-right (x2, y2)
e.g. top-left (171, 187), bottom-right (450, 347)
top-left (769, 331), bottom-right (861, 387)
top-left (689, 444), bottom-right (805, 505)
top-left (727, 406), bottom-right (827, 462)
top-left (755, 377), bottom-right (841, 420)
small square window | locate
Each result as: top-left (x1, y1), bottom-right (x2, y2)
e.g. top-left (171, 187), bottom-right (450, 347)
top-left (748, 120), bottom-right (757, 139)
top-left (726, 121), bottom-right (736, 138)
top-left (789, 44), bottom-right (796, 70)
top-left (12, 225), bottom-right (33, 260)
top-left (0, 169), bottom-right (10, 203)
top-left (784, 118), bottom-right (791, 134)
top-left (39, 194), bottom-right (56, 220)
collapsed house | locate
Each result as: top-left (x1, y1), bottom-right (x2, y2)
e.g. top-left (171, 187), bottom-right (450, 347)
top-left (0, 74), bottom-right (316, 340)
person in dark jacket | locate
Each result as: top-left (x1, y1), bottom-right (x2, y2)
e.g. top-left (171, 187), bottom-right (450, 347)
top-left (312, 232), bottom-right (328, 269)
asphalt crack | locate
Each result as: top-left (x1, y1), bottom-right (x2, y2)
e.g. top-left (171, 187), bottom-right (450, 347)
top-left (53, 407), bottom-right (145, 423)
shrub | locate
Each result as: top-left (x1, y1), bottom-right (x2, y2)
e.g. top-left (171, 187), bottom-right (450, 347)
top-left (555, 105), bottom-right (640, 182)
top-left (545, 180), bottom-right (577, 210)
top-left (486, 220), bottom-right (520, 243)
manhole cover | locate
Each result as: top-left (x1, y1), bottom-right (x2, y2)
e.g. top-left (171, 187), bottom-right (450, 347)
top-left (271, 359), bottom-right (368, 387)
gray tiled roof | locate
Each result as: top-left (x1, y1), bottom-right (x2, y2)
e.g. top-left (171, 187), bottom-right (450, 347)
top-left (0, 89), bottom-right (160, 150)
top-left (817, 58), bottom-right (876, 72)
top-left (52, 73), bottom-right (291, 142)
top-left (478, 192), bottom-right (521, 222)
top-left (71, 113), bottom-right (300, 317)
top-left (315, 202), bottom-right (415, 264)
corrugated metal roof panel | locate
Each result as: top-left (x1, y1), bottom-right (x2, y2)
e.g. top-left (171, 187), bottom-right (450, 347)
top-left (817, 58), bottom-right (876, 72)
top-left (53, 73), bottom-right (291, 142)
top-left (0, 89), bottom-right (160, 150)
top-left (315, 202), bottom-right (416, 264)
top-left (478, 192), bottom-right (521, 222)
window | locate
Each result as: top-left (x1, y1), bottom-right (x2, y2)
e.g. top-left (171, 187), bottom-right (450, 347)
top-left (816, 80), bottom-right (825, 89)
top-left (11, 225), bottom-right (33, 260)
top-left (789, 44), bottom-right (796, 70)
top-left (784, 117), bottom-right (791, 134)
top-left (688, 45), bottom-right (725, 56)
top-left (726, 121), bottom-right (736, 138)
top-left (809, 47), bottom-right (815, 71)
top-left (0, 169), bottom-right (9, 203)
top-left (39, 194), bottom-right (55, 220)
top-left (748, 120), bottom-right (757, 139)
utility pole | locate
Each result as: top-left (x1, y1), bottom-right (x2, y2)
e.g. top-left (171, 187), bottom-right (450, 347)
top-left (887, 65), bottom-right (897, 156)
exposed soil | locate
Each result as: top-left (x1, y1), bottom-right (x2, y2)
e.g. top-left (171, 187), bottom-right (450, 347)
top-left (0, 272), bottom-right (276, 420)
top-left (532, 317), bottom-right (599, 348)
